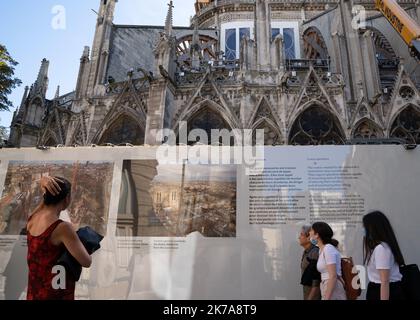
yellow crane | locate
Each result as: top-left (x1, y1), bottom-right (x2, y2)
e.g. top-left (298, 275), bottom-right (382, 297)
top-left (375, 0), bottom-right (420, 58)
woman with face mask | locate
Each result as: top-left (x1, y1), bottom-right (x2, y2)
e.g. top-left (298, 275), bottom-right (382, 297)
top-left (310, 222), bottom-right (347, 300)
top-left (26, 176), bottom-right (92, 300)
top-left (363, 211), bottom-right (405, 300)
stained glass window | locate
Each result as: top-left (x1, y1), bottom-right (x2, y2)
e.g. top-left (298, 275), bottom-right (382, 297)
top-left (283, 28), bottom-right (296, 59)
top-left (240, 27), bottom-right (250, 40)
top-left (225, 28), bottom-right (237, 60)
top-left (186, 108), bottom-right (234, 145)
top-left (272, 28), bottom-right (281, 41)
top-left (390, 106), bottom-right (420, 144)
top-left (289, 107), bottom-right (345, 145)
top-left (99, 116), bottom-right (145, 145)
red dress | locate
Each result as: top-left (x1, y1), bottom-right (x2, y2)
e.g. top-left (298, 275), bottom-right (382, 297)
top-left (26, 219), bottom-right (76, 300)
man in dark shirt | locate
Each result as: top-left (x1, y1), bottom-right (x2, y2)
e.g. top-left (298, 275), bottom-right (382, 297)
top-left (299, 225), bottom-right (321, 300)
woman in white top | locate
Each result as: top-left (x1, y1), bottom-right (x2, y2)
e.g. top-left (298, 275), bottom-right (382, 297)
top-left (363, 211), bottom-right (405, 300)
top-left (310, 222), bottom-right (347, 300)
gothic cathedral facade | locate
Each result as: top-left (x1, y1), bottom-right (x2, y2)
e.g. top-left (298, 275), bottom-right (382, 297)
top-left (8, 0), bottom-right (420, 147)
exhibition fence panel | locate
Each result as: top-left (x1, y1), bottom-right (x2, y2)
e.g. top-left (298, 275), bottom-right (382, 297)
top-left (0, 145), bottom-right (419, 300)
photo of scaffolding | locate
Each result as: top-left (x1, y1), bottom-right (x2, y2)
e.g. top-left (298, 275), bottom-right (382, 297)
top-left (117, 160), bottom-right (237, 238)
top-left (0, 160), bottom-right (114, 236)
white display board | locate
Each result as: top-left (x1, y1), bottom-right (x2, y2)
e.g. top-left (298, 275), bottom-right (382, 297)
top-left (0, 145), bottom-right (419, 300)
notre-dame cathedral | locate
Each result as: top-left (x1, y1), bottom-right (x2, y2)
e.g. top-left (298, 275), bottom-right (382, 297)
top-left (8, 0), bottom-right (420, 147)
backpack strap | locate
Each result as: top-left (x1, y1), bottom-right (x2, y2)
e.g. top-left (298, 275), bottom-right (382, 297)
top-left (338, 275), bottom-right (346, 288)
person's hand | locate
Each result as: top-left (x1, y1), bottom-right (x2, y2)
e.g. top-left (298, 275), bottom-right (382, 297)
top-left (40, 176), bottom-right (63, 196)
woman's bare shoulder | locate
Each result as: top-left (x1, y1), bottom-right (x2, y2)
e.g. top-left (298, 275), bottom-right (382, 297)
top-left (55, 221), bottom-right (77, 237)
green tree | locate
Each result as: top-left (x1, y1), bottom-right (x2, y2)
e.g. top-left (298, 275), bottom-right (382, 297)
top-left (0, 121), bottom-right (8, 146)
top-left (0, 43), bottom-right (22, 111)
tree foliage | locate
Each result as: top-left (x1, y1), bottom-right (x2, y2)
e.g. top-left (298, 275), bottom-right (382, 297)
top-left (0, 43), bottom-right (22, 111)
top-left (0, 120), bottom-right (8, 145)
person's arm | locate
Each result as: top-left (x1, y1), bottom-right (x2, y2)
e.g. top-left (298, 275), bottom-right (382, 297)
top-left (307, 257), bottom-right (321, 300)
top-left (379, 269), bottom-right (390, 300)
top-left (57, 222), bottom-right (92, 268)
top-left (324, 263), bottom-right (337, 300)
top-left (375, 245), bottom-right (391, 300)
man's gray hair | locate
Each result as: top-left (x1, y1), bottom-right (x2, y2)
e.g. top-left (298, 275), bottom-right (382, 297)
top-left (301, 225), bottom-right (312, 237)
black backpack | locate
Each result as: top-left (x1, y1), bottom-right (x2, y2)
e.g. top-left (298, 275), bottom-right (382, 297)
top-left (400, 264), bottom-right (420, 300)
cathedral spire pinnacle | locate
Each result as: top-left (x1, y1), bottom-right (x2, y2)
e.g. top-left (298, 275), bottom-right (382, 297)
top-left (165, 1), bottom-right (174, 36)
top-left (54, 85), bottom-right (60, 99)
top-left (98, 0), bottom-right (118, 24)
top-left (20, 86), bottom-right (29, 108)
top-left (30, 58), bottom-right (49, 97)
top-left (36, 58), bottom-right (49, 87)
top-left (81, 46), bottom-right (90, 61)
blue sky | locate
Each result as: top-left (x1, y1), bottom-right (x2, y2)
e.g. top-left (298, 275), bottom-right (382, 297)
top-left (0, 0), bottom-right (195, 128)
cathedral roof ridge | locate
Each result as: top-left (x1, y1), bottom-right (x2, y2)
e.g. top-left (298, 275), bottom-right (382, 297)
top-left (113, 24), bottom-right (215, 31)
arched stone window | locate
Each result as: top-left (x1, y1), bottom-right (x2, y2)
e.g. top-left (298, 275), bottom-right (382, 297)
top-left (353, 119), bottom-right (383, 139)
top-left (390, 105), bottom-right (420, 144)
top-left (176, 34), bottom-right (217, 69)
top-left (289, 106), bottom-right (345, 145)
top-left (44, 137), bottom-right (58, 147)
top-left (252, 120), bottom-right (282, 146)
top-left (303, 27), bottom-right (329, 60)
top-left (182, 107), bottom-right (234, 145)
top-left (99, 115), bottom-right (144, 145)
